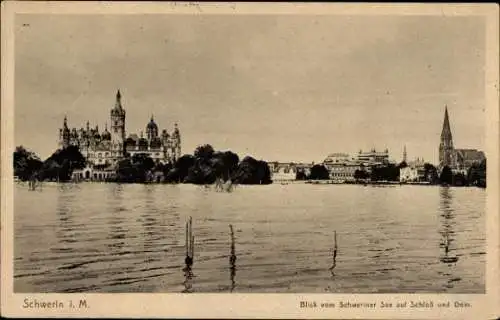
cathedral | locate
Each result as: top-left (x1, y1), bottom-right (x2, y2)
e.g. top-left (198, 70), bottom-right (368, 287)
top-left (438, 106), bottom-right (484, 172)
top-left (58, 90), bottom-right (181, 168)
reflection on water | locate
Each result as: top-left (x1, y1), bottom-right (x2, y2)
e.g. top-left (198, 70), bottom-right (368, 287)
top-left (438, 187), bottom-right (462, 290)
top-left (439, 187), bottom-right (459, 265)
top-left (54, 185), bottom-right (78, 254)
top-left (229, 224), bottom-right (237, 292)
top-left (14, 183), bottom-right (485, 293)
top-left (182, 264), bottom-right (194, 293)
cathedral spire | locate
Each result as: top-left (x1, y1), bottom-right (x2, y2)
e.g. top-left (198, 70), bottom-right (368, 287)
top-left (439, 105), bottom-right (455, 168)
top-left (403, 145), bottom-right (407, 163)
top-left (441, 105), bottom-right (452, 141)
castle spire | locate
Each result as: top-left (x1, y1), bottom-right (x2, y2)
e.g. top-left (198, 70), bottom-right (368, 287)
top-left (115, 89), bottom-right (122, 110)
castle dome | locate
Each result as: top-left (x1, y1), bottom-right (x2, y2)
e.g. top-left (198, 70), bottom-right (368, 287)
top-left (102, 124), bottom-right (111, 140)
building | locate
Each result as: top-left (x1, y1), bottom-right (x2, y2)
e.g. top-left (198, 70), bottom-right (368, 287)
top-left (438, 106), bottom-right (485, 173)
top-left (320, 149), bottom-right (393, 182)
top-left (356, 148), bottom-right (390, 166)
top-left (268, 162), bottom-right (312, 181)
top-left (59, 90), bottom-right (181, 169)
top-left (400, 158), bottom-right (426, 182)
top-left (323, 153), bottom-right (363, 182)
top-left (439, 106), bottom-right (455, 168)
top-left (455, 149), bottom-right (485, 172)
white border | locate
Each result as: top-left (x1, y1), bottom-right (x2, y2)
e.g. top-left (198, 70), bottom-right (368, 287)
top-left (1, 2), bottom-right (499, 319)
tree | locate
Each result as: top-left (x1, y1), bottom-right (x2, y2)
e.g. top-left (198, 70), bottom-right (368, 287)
top-left (309, 164), bottom-right (329, 180)
top-left (439, 165), bottom-right (453, 185)
top-left (40, 145), bottom-right (86, 181)
top-left (185, 161), bottom-right (216, 184)
top-left (194, 144), bottom-right (215, 161)
top-left (131, 153), bottom-right (155, 172)
top-left (354, 169), bottom-right (369, 181)
top-left (452, 172), bottom-right (468, 186)
top-left (165, 154), bottom-right (195, 183)
top-left (39, 159), bottom-right (62, 181)
top-left (210, 151), bottom-right (240, 181)
top-left (424, 163), bottom-right (439, 184)
top-left (296, 168), bottom-right (308, 180)
top-left (467, 159), bottom-right (486, 187)
top-left (232, 156), bottom-right (272, 185)
top-left (116, 158), bottom-right (139, 183)
top-left (370, 164), bottom-right (399, 181)
top-left (115, 153), bottom-right (155, 183)
top-left (13, 146), bottom-right (43, 181)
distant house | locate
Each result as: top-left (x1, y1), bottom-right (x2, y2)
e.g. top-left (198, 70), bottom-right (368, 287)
top-left (72, 165), bottom-right (116, 182)
top-left (322, 150), bottom-right (392, 182)
top-left (356, 148), bottom-right (390, 165)
top-left (268, 162), bottom-right (312, 181)
top-left (400, 158), bottom-right (426, 182)
top-left (323, 153), bottom-right (363, 182)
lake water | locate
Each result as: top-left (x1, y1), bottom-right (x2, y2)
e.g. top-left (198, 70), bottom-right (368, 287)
top-left (14, 182), bottom-right (485, 293)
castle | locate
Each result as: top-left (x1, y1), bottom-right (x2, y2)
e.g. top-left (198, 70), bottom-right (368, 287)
top-left (59, 90), bottom-right (181, 168)
top-left (438, 106), bottom-right (484, 172)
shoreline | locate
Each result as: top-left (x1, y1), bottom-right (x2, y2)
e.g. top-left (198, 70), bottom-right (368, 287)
top-left (15, 179), bottom-right (485, 188)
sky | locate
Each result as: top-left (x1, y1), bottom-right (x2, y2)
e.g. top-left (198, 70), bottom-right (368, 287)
top-left (14, 14), bottom-right (486, 164)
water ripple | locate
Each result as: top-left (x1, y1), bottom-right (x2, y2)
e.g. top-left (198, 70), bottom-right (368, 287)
top-left (14, 184), bottom-right (485, 293)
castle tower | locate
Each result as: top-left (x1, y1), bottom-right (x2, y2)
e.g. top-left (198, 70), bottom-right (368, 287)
top-left (59, 115), bottom-right (71, 148)
top-left (146, 115), bottom-right (158, 141)
top-left (110, 89), bottom-right (126, 158)
top-left (172, 123), bottom-right (181, 160)
top-left (439, 106), bottom-right (455, 168)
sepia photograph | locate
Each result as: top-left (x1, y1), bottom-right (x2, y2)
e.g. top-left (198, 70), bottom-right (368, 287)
top-left (2, 2), bottom-right (498, 319)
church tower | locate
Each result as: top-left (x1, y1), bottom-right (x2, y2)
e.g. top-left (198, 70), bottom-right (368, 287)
top-left (439, 106), bottom-right (455, 168)
top-left (110, 90), bottom-right (126, 158)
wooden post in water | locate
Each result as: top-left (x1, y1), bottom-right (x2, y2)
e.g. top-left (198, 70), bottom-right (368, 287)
top-left (229, 224), bottom-right (236, 292)
top-left (185, 217), bottom-right (194, 266)
top-left (182, 217), bottom-right (195, 292)
top-left (229, 224), bottom-right (236, 264)
top-left (191, 233), bottom-right (195, 262)
top-left (330, 230), bottom-right (338, 275)
top-left (185, 220), bottom-right (189, 258)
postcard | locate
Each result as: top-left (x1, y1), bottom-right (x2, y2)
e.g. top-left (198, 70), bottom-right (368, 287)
top-left (1, 2), bottom-right (499, 319)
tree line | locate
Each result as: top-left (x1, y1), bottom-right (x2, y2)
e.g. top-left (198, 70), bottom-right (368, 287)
top-left (13, 145), bottom-right (86, 182)
top-left (13, 144), bottom-right (272, 185)
top-left (294, 160), bottom-right (486, 188)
